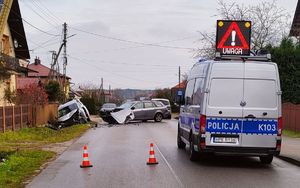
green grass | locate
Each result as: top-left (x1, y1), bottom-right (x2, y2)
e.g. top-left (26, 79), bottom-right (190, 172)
top-left (283, 130), bottom-right (300, 138)
top-left (0, 124), bottom-right (90, 188)
top-left (0, 150), bottom-right (55, 188)
top-left (0, 124), bottom-right (90, 149)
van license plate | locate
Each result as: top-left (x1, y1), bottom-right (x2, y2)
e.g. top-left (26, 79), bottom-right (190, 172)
top-left (213, 137), bottom-right (238, 144)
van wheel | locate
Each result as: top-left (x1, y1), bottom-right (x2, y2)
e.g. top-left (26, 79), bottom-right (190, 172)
top-left (189, 137), bottom-right (198, 161)
top-left (177, 128), bottom-right (186, 149)
top-left (154, 113), bottom-right (163, 122)
top-left (260, 155), bottom-right (273, 164)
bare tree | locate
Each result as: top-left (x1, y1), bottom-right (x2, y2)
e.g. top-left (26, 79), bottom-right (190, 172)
top-left (195, 0), bottom-right (291, 58)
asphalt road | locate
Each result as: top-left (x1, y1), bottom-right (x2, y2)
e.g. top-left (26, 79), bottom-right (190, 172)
top-left (27, 120), bottom-right (300, 188)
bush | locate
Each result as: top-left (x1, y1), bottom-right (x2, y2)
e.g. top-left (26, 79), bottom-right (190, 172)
top-left (80, 95), bottom-right (97, 115)
top-left (269, 38), bottom-right (300, 104)
top-left (44, 81), bottom-right (64, 102)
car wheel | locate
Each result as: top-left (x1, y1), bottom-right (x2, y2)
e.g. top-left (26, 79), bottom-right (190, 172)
top-left (154, 113), bottom-right (163, 122)
top-left (189, 136), bottom-right (198, 161)
top-left (260, 155), bottom-right (273, 164)
top-left (79, 117), bottom-right (87, 124)
top-left (177, 127), bottom-right (186, 149)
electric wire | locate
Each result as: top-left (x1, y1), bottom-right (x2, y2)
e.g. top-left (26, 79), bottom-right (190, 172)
top-left (22, 0), bottom-right (59, 28)
top-left (69, 26), bottom-right (194, 50)
top-left (3, 2), bottom-right (60, 37)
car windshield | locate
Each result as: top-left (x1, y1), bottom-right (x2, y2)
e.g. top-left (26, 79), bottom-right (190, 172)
top-left (102, 103), bottom-right (116, 108)
top-left (119, 101), bottom-right (135, 109)
top-left (58, 103), bottom-right (77, 118)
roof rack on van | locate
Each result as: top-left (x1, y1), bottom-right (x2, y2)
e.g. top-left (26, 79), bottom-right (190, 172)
top-left (215, 52), bottom-right (272, 62)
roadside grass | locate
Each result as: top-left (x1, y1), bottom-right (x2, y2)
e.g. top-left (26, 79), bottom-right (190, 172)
top-left (0, 150), bottom-right (55, 188)
top-left (0, 124), bottom-right (90, 149)
top-left (0, 124), bottom-right (90, 188)
top-left (283, 130), bottom-right (300, 138)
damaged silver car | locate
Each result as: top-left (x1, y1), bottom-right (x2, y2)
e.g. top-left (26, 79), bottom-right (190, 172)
top-left (100, 100), bottom-right (171, 124)
top-left (48, 99), bottom-right (91, 129)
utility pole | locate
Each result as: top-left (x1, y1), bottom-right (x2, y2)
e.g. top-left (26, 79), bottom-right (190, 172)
top-left (62, 22), bottom-right (68, 102)
top-left (178, 66), bottom-right (181, 105)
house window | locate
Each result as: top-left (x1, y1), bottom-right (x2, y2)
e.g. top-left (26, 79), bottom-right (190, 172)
top-left (2, 35), bottom-right (10, 55)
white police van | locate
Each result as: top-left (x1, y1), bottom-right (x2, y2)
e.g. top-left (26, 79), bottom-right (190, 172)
top-left (177, 55), bottom-right (282, 164)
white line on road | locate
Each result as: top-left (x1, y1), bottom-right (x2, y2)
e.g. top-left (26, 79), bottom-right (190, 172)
top-left (155, 143), bottom-right (185, 188)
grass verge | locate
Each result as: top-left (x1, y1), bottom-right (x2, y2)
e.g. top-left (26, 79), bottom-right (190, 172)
top-left (0, 124), bottom-right (90, 149)
top-left (283, 130), bottom-right (300, 138)
top-left (0, 124), bottom-right (90, 188)
top-left (0, 150), bottom-right (55, 188)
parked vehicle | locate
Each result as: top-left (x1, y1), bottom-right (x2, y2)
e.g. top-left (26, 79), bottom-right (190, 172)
top-left (99, 103), bottom-right (117, 124)
top-left (151, 98), bottom-right (172, 119)
top-left (177, 56), bottom-right (282, 164)
top-left (101, 100), bottom-right (171, 124)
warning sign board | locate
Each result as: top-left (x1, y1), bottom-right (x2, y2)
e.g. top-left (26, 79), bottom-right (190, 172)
top-left (216, 20), bottom-right (251, 55)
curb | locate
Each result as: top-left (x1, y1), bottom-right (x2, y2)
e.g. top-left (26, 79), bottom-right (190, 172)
top-left (276, 155), bottom-right (300, 167)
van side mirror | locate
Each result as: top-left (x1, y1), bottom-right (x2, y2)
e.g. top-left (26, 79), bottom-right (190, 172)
top-left (131, 106), bottom-right (135, 110)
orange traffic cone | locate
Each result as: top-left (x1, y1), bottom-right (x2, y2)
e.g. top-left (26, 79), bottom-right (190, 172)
top-left (147, 143), bottom-right (158, 165)
top-left (80, 145), bottom-right (93, 168)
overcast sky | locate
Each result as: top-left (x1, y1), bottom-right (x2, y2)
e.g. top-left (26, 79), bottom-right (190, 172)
top-left (18, 0), bottom-right (298, 90)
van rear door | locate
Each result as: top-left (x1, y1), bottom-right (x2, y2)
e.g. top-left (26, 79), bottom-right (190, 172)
top-left (205, 63), bottom-right (244, 146)
top-left (241, 63), bottom-right (279, 148)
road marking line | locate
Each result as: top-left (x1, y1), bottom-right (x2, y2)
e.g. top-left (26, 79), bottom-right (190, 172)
top-left (155, 143), bottom-right (184, 188)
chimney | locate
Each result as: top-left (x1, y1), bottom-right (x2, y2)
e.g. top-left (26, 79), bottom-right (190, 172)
top-left (34, 57), bottom-right (41, 65)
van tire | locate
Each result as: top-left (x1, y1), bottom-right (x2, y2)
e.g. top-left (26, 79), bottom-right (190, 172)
top-left (177, 128), bottom-right (186, 149)
top-left (189, 137), bottom-right (198, 161)
top-left (154, 113), bottom-right (163, 122)
top-left (260, 155), bottom-right (273, 164)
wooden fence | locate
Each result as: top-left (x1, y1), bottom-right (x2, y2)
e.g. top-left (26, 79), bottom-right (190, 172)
top-left (282, 103), bottom-right (300, 132)
top-left (0, 103), bottom-right (58, 133)
top-left (0, 105), bottom-right (32, 132)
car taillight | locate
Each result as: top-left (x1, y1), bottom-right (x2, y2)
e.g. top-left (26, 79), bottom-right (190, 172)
top-left (278, 117), bottom-right (282, 136)
top-left (200, 115), bottom-right (206, 134)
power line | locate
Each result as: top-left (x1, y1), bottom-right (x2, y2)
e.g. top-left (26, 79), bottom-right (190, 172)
top-left (2, 2), bottom-right (60, 37)
top-left (32, 0), bottom-right (63, 23)
top-left (69, 26), bottom-right (194, 50)
top-left (22, 0), bottom-right (59, 28)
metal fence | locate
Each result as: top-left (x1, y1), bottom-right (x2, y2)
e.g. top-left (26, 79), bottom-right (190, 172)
top-left (282, 103), bottom-right (300, 132)
top-left (0, 105), bottom-right (32, 132)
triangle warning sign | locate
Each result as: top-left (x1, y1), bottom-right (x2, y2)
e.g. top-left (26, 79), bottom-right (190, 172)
top-left (217, 22), bottom-right (249, 49)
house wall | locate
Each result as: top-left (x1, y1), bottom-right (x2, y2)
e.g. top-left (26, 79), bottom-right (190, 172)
top-left (0, 23), bottom-right (18, 106)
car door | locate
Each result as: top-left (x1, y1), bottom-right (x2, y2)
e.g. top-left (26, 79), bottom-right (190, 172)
top-left (132, 102), bottom-right (144, 120)
top-left (143, 101), bottom-right (156, 119)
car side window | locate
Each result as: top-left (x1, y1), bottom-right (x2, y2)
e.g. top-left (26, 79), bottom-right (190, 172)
top-left (193, 78), bottom-right (204, 105)
top-left (144, 102), bottom-right (154, 108)
top-left (185, 79), bottom-right (196, 105)
top-left (134, 102), bottom-right (144, 109)
top-left (153, 101), bottom-right (163, 107)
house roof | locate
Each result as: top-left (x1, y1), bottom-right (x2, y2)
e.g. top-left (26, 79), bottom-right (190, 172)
top-left (27, 59), bottom-right (71, 79)
top-left (8, 0), bottom-right (30, 59)
top-left (290, 0), bottom-right (300, 37)
top-left (172, 81), bottom-right (187, 89)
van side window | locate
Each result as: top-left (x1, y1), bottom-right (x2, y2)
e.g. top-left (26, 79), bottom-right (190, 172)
top-left (193, 78), bottom-right (204, 105)
top-left (185, 79), bottom-right (195, 105)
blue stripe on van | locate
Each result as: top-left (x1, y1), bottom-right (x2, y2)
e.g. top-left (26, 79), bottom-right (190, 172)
top-left (206, 118), bottom-right (242, 134)
top-left (206, 118), bottom-right (278, 135)
top-left (243, 119), bottom-right (277, 134)
top-left (180, 115), bottom-right (200, 130)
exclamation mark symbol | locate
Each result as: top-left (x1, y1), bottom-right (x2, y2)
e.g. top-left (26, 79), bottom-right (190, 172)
top-left (231, 30), bottom-right (236, 46)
